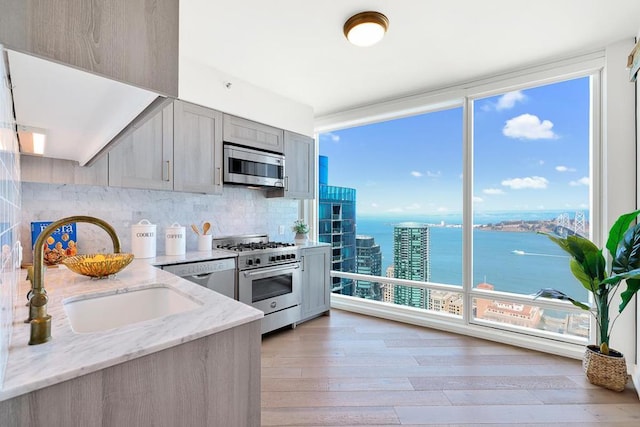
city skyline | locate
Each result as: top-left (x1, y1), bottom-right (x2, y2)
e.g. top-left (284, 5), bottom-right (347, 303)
top-left (319, 76), bottom-right (590, 217)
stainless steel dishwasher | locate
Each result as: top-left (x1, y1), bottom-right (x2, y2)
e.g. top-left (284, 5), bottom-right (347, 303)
top-left (161, 258), bottom-right (237, 299)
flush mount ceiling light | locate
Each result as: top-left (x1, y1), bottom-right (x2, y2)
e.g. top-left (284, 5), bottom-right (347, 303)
top-left (343, 11), bottom-right (389, 47)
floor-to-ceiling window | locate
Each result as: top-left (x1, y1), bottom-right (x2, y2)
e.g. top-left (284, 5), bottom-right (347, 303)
top-left (317, 69), bottom-right (597, 348)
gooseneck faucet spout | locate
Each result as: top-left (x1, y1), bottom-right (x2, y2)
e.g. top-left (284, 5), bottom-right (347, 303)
top-left (27, 216), bottom-right (121, 345)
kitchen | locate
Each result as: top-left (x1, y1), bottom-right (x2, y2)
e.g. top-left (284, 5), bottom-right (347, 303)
top-left (0, 0), bottom-right (330, 424)
top-left (2, 0), bottom-right (640, 425)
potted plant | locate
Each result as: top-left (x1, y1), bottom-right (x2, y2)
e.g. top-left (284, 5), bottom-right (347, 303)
top-left (292, 219), bottom-right (309, 245)
top-left (535, 209), bottom-right (640, 391)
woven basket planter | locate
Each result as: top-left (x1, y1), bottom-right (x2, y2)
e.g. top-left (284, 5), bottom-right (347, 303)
top-left (582, 345), bottom-right (628, 392)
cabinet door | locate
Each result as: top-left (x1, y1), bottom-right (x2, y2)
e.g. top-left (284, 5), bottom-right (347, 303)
top-left (108, 102), bottom-right (173, 191)
top-left (223, 114), bottom-right (284, 153)
top-left (173, 100), bottom-right (223, 194)
top-left (283, 131), bottom-right (315, 199)
top-left (300, 246), bottom-right (331, 321)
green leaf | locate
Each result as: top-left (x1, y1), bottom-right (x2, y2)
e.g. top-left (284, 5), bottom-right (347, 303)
top-left (606, 209), bottom-right (640, 259)
top-left (613, 224), bottom-right (640, 274)
top-left (533, 288), bottom-right (590, 311)
top-left (569, 258), bottom-right (596, 291)
top-left (619, 277), bottom-right (640, 313)
top-left (566, 235), bottom-right (600, 264)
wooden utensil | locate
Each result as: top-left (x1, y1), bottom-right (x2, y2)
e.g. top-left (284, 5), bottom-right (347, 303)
top-left (191, 224), bottom-right (200, 235)
top-left (202, 222), bottom-right (211, 235)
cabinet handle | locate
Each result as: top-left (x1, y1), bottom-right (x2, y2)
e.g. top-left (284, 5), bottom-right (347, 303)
top-left (285, 176), bottom-right (289, 191)
top-left (217, 167), bottom-right (222, 186)
top-left (164, 160), bottom-right (171, 182)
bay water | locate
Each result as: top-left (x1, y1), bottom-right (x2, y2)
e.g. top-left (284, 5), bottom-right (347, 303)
top-left (356, 211), bottom-right (588, 300)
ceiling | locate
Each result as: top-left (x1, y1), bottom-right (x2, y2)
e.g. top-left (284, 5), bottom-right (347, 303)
top-left (181, 0), bottom-right (640, 118)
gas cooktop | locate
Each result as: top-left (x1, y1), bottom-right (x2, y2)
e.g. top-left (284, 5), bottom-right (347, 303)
top-left (216, 241), bottom-right (296, 252)
top-left (212, 235), bottom-right (300, 269)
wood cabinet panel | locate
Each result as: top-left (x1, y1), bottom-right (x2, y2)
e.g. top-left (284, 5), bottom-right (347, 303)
top-left (0, 321), bottom-right (261, 427)
top-left (21, 155), bottom-right (108, 186)
top-left (300, 245), bottom-right (331, 322)
top-left (173, 100), bottom-right (223, 194)
top-left (108, 102), bottom-right (174, 191)
top-left (268, 130), bottom-right (315, 199)
top-left (223, 114), bottom-right (284, 153)
top-left (0, 0), bottom-right (179, 96)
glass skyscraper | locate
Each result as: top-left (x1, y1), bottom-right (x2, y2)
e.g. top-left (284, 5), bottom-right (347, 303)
top-left (393, 223), bottom-right (431, 308)
top-left (355, 235), bottom-right (382, 299)
top-left (318, 156), bottom-right (356, 295)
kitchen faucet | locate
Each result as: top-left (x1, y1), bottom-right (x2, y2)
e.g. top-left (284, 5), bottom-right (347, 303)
top-left (26, 215), bottom-right (122, 345)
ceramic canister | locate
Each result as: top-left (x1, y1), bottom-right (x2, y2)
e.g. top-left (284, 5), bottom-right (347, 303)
top-left (165, 222), bottom-right (186, 256)
top-left (131, 219), bottom-right (157, 258)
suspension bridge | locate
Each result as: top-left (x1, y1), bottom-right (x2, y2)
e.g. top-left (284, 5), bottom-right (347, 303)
top-left (554, 211), bottom-right (587, 238)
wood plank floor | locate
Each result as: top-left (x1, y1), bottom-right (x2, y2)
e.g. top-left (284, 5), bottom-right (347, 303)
top-left (261, 309), bottom-right (640, 426)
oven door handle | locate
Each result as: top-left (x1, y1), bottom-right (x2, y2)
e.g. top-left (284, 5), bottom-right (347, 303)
top-left (242, 264), bottom-right (300, 277)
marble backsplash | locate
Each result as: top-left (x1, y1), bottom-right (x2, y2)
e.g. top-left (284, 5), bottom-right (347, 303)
top-left (20, 182), bottom-right (300, 262)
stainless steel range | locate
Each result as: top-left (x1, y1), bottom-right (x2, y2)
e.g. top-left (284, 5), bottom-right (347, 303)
top-left (213, 234), bottom-right (301, 334)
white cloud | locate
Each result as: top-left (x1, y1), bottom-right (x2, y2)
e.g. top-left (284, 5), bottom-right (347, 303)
top-left (405, 203), bottom-right (421, 210)
top-left (473, 196), bottom-right (484, 203)
top-left (437, 206), bottom-right (448, 212)
top-left (501, 176), bottom-right (549, 189)
top-left (321, 132), bottom-right (340, 142)
top-left (569, 177), bottom-right (590, 186)
top-left (483, 188), bottom-right (505, 195)
top-left (426, 170), bottom-right (442, 178)
top-left (371, 203), bottom-right (379, 208)
top-left (556, 165), bottom-right (576, 172)
top-left (496, 91), bottom-right (526, 111)
top-left (503, 114), bottom-right (557, 140)
top-left (387, 207), bottom-right (403, 213)
top-left (411, 171), bottom-right (423, 177)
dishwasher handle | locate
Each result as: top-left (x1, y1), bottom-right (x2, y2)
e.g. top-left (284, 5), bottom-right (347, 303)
top-left (190, 273), bottom-right (213, 280)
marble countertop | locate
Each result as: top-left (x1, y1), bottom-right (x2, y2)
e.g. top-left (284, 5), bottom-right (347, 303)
top-left (0, 259), bottom-right (262, 401)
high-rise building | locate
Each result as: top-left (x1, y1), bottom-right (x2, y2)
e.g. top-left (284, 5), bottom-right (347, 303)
top-left (382, 266), bottom-right (395, 303)
top-left (318, 156), bottom-right (356, 295)
top-left (393, 223), bottom-right (431, 308)
top-left (355, 235), bottom-right (382, 299)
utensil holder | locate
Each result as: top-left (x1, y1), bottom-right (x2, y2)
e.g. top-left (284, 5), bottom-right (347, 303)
top-left (197, 234), bottom-right (213, 251)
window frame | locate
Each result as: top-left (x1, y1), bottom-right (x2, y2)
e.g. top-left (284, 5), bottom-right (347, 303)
top-left (312, 51), bottom-right (607, 356)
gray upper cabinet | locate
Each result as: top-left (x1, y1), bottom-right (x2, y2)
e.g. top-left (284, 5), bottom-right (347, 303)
top-left (109, 100), bottom-right (223, 195)
top-left (223, 114), bottom-right (284, 153)
top-left (173, 100), bottom-right (224, 194)
top-left (108, 102), bottom-right (174, 191)
top-left (0, 0), bottom-right (179, 96)
top-left (268, 131), bottom-right (315, 199)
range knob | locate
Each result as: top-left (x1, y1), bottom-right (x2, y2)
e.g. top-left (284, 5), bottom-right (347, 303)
top-left (255, 258), bottom-right (261, 265)
top-left (246, 259), bottom-right (253, 266)
top-left (269, 256), bottom-right (276, 262)
top-left (291, 253), bottom-right (296, 259)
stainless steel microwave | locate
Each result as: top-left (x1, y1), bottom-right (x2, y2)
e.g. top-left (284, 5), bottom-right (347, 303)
top-left (223, 144), bottom-right (285, 187)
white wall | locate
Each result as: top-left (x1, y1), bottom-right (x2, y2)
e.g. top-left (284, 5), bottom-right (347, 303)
top-left (179, 56), bottom-right (314, 137)
top-left (604, 37), bottom-right (637, 376)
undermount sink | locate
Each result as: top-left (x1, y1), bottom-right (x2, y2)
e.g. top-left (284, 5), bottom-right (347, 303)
top-left (63, 285), bottom-right (202, 333)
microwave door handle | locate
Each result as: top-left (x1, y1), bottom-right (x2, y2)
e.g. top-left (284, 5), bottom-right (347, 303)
top-left (242, 264), bottom-right (300, 278)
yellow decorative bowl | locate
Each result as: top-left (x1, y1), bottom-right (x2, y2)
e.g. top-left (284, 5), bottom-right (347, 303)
top-left (62, 253), bottom-right (134, 278)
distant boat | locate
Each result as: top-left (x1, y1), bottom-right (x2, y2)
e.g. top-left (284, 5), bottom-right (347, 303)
top-left (512, 250), bottom-right (525, 255)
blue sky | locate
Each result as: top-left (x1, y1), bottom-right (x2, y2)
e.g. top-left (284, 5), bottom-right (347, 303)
top-left (319, 77), bottom-right (590, 217)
